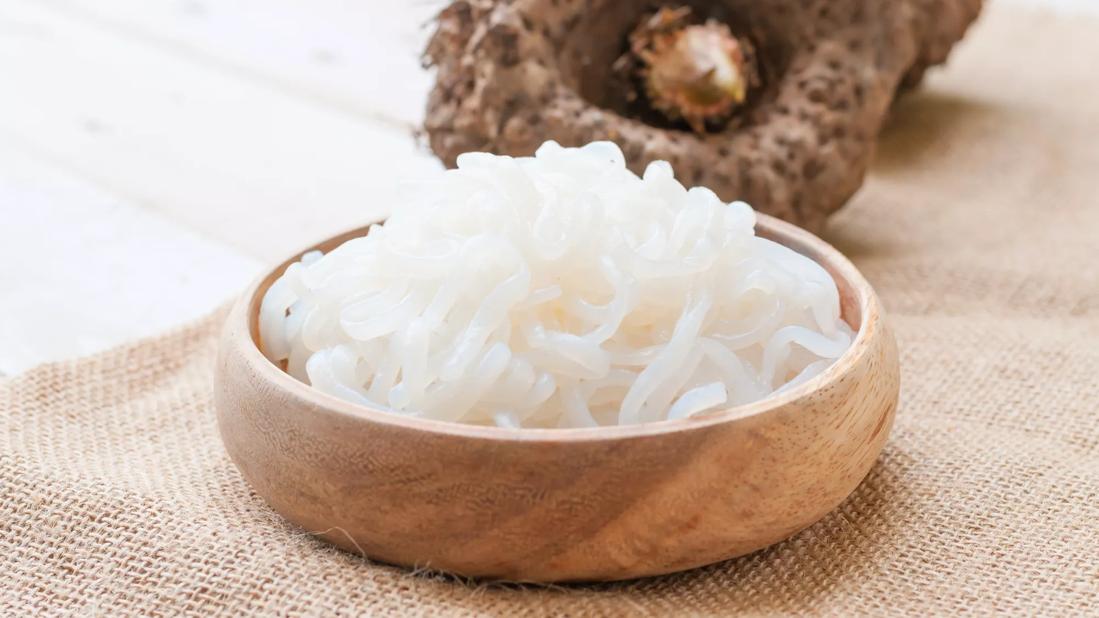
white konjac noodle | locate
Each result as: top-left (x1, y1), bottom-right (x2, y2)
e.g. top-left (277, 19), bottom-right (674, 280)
top-left (259, 141), bottom-right (854, 429)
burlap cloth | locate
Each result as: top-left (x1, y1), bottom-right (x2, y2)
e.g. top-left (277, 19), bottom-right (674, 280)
top-left (3, 5), bottom-right (1098, 615)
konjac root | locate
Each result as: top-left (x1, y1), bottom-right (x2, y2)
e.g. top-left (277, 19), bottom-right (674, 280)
top-left (424, 0), bottom-right (983, 232)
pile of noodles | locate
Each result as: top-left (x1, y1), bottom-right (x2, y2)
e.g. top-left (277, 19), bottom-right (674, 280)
top-left (260, 141), bottom-right (853, 428)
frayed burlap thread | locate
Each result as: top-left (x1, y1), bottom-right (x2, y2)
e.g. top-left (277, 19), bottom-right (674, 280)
top-left (3, 5), bottom-right (1098, 615)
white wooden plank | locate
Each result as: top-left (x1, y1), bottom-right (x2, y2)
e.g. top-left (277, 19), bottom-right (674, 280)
top-left (32, 0), bottom-right (443, 127)
top-left (1007, 0), bottom-right (1099, 14)
top-left (0, 0), bottom-right (443, 263)
top-left (0, 144), bottom-right (261, 374)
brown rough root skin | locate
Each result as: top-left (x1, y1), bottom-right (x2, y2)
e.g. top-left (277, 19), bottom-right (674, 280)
top-left (424, 0), bottom-right (983, 233)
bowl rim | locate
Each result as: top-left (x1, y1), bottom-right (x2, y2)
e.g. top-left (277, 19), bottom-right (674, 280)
top-left (228, 213), bottom-right (883, 443)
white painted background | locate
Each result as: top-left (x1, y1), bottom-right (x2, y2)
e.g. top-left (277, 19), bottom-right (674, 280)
top-left (0, 0), bottom-right (1091, 375)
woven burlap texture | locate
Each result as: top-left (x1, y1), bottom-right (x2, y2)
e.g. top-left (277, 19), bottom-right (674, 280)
top-left (3, 5), bottom-right (1098, 616)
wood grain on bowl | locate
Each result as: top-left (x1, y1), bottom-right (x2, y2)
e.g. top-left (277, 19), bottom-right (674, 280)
top-left (214, 214), bottom-right (899, 582)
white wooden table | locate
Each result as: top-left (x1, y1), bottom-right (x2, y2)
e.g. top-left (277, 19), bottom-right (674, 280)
top-left (0, 0), bottom-right (1089, 375)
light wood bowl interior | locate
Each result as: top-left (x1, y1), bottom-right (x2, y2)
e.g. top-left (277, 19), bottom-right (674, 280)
top-left (214, 213), bottom-right (900, 582)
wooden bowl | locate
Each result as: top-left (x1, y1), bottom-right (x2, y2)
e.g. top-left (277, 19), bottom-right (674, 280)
top-left (214, 214), bottom-right (899, 582)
